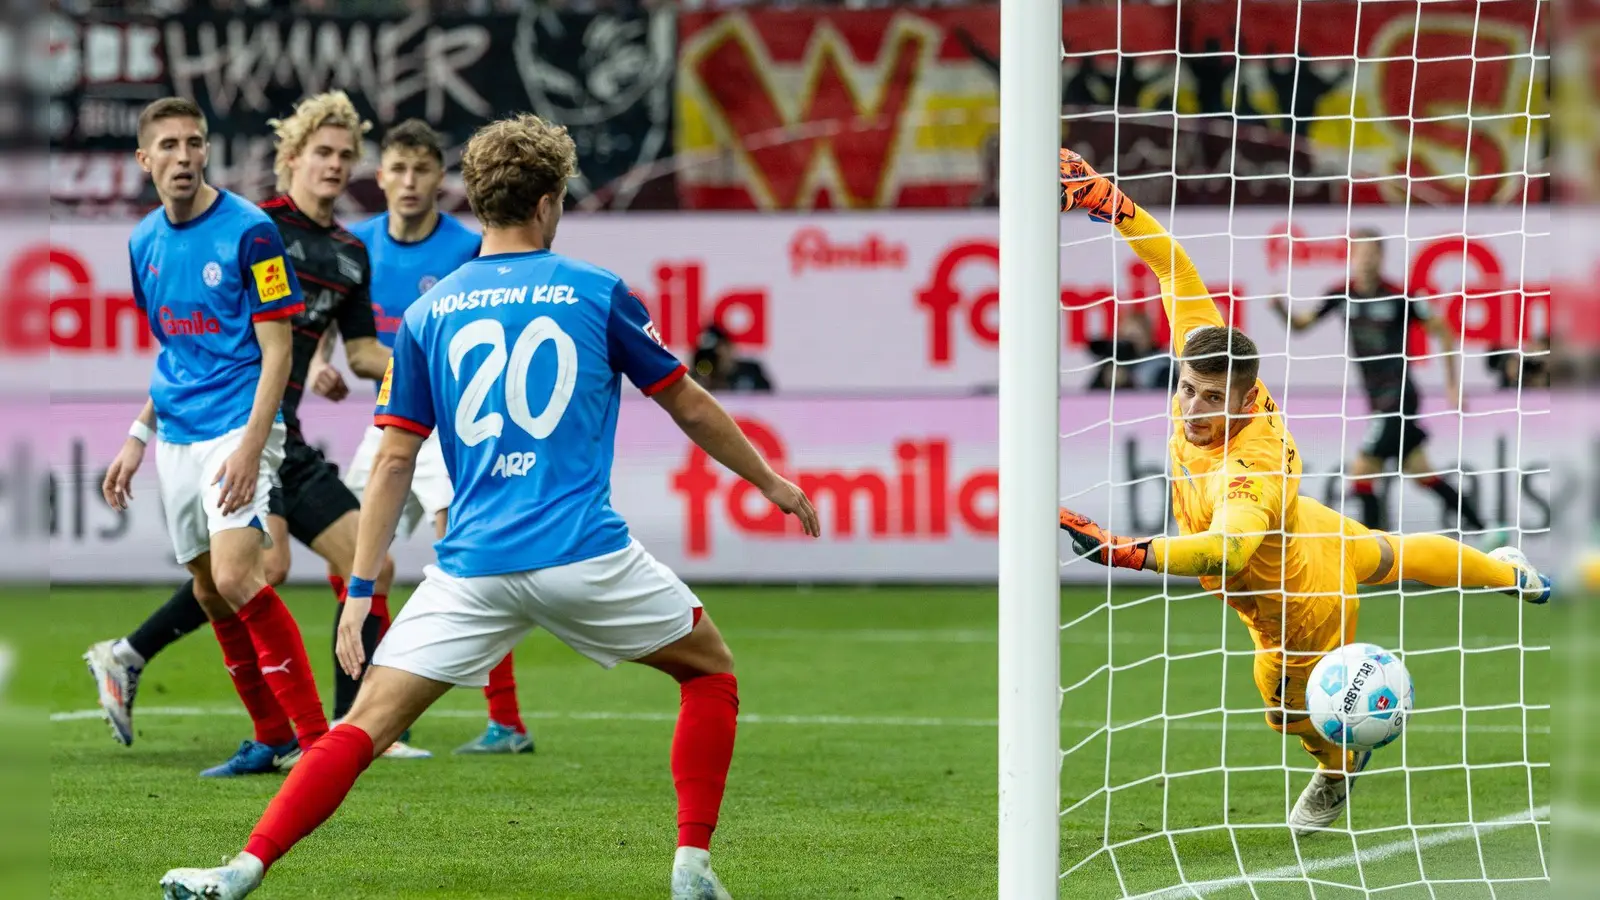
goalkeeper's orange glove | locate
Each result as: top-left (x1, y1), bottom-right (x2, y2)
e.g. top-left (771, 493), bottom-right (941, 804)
top-left (1060, 507), bottom-right (1151, 570)
top-left (1059, 149), bottom-right (1133, 225)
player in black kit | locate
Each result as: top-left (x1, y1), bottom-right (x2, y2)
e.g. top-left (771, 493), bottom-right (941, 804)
top-left (1271, 228), bottom-right (1496, 541)
top-left (83, 92), bottom-right (428, 763)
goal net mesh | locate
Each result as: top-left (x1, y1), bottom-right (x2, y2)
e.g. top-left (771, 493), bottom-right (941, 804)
top-left (1055, 1), bottom-right (1550, 896)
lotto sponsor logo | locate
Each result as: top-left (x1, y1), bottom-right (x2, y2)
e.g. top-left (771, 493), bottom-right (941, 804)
top-left (376, 359), bottom-right (393, 406)
top-left (788, 227), bottom-right (908, 275)
top-left (251, 257), bottom-right (293, 303)
top-left (670, 416), bottom-right (998, 557)
top-left (158, 307), bottom-right (222, 336)
top-left (1226, 474), bottom-right (1260, 502)
top-left (430, 285), bottom-right (578, 316)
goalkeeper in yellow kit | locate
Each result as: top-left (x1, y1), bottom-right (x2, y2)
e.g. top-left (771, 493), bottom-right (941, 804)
top-left (1054, 150), bottom-right (1551, 835)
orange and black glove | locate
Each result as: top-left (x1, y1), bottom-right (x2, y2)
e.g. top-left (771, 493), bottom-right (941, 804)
top-left (1059, 149), bottom-right (1133, 225)
top-left (1060, 507), bottom-right (1151, 570)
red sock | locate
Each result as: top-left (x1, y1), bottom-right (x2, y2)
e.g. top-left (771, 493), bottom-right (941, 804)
top-left (672, 672), bottom-right (739, 851)
top-left (238, 586), bottom-right (329, 747)
top-left (211, 614), bottom-right (294, 747)
top-left (327, 574), bottom-right (345, 601)
top-left (243, 724), bottom-right (374, 870)
top-left (371, 593), bottom-right (392, 641)
top-left (484, 654), bottom-right (523, 733)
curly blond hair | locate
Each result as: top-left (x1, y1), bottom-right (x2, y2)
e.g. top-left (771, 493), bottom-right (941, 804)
top-left (461, 114), bottom-right (577, 229)
top-left (268, 91), bottom-right (372, 192)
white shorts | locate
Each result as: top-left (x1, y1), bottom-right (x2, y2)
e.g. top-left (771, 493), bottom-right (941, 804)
top-left (344, 425), bottom-right (454, 538)
top-left (157, 422), bottom-right (286, 565)
top-left (372, 539), bottom-right (702, 683)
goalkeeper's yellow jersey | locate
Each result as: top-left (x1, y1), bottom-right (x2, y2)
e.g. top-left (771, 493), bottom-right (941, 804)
top-left (1121, 207), bottom-right (1359, 650)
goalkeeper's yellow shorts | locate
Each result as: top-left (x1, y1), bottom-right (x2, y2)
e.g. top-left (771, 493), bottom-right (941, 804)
top-left (1250, 599), bottom-right (1358, 720)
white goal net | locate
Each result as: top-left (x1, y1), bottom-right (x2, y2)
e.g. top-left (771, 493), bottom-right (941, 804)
top-left (1046, 1), bottom-right (1552, 897)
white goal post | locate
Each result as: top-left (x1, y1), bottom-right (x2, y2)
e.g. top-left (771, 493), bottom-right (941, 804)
top-left (996, 0), bottom-right (1062, 897)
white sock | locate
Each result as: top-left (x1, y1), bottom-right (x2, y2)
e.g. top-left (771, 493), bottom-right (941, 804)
top-left (110, 638), bottom-right (145, 670)
top-left (674, 846), bottom-right (711, 868)
top-left (231, 852), bottom-right (265, 883)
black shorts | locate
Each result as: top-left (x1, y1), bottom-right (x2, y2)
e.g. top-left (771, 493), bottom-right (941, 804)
top-left (273, 437), bottom-right (361, 546)
top-left (1359, 412), bottom-right (1428, 462)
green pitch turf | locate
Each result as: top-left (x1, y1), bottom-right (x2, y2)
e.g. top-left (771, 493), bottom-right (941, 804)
top-left (27, 583), bottom-right (1548, 899)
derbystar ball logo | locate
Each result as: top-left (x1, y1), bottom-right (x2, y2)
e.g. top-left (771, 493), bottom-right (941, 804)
top-left (157, 306), bottom-right (221, 336)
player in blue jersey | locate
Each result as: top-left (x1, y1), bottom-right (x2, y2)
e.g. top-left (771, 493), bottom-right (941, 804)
top-left (95, 98), bottom-right (330, 775)
top-left (161, 114), bottom-right (820, 900)
top-left (328, 119), bottom-right (532, 755)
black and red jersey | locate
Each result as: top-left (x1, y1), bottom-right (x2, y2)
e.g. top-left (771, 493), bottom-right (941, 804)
top-left (259, 194), bottom-right (377, 440)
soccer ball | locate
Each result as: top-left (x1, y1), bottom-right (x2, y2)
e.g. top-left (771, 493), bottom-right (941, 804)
top-left (1306, 642), bottom-right (1414, 752)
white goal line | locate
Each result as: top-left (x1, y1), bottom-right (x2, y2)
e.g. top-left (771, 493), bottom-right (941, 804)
top-left (1122, 804), bottom-right (1551, 900)
top-left (47, 705), bottom-right (1549, 735)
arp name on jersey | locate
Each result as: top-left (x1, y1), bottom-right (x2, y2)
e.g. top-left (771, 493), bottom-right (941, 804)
top-left (430, 284), bottom-right (576, 316)
top-left (491, 451), bottom-right (538, 478)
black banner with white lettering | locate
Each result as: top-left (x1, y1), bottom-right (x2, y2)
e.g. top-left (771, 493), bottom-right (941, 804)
top-left (47, 9), bottom-right (677, 216)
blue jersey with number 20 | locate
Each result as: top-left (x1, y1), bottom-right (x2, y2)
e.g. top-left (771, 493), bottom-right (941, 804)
top-left (376, 249), bottom-right (687, 577)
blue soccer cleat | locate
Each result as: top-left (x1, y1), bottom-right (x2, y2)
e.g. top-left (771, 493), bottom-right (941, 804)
top-left (199, 739), bottom-right (301, 778)
top-left (454, 720), bottom-right (534, 755)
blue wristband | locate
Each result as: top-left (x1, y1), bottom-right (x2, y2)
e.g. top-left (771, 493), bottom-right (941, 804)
top-left (347, 576), bottom-right (376, 599)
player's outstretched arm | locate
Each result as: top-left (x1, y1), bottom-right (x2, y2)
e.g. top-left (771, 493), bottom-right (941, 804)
top-left (1061, 505), bottom-right (1268, 578)
top-left (1060, 149), bottom-right (1222, 355)
top-left (652, 377), bottom-right (821, 538)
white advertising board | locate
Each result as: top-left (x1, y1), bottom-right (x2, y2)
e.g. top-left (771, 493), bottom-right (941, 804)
top-left (48, 392), bottom-right (1561, 584)
top-left (37, 209), bottom-right (1547, 396)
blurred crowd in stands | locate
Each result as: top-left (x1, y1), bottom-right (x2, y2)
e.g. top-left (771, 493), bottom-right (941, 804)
top-left (56, 0), bottom-right (1012, 15)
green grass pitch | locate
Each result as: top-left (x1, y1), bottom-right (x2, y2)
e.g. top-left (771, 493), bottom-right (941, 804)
top-left (28, 583), bottom-right (1547, 899)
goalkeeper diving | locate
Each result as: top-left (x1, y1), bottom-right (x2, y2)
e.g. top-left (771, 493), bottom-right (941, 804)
top-left (1055, 150), bottom-right (1551, 836)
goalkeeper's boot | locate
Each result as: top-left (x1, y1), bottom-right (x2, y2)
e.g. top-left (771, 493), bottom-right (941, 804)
top-left (671, 847), bottom-right (733, 900)
top-left (454, 720), bottom-right (534, 755)
top-left (1289, 749), bottom-right (1372, 836)
top-left (1059, 149), bottom-right (1133, 224)
top-left (84, 639), bottom-right (141, 746)
top-left (1489, 546), bottom-right (1551, 604)
top-left (160, 852), bottom-right (264, 900)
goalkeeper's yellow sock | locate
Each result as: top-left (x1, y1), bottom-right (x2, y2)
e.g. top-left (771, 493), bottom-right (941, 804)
top-left (1371, 533), bottom-right (1518, 591)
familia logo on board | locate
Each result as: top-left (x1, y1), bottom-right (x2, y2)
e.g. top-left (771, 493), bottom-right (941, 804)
top-left (670, 416), bottom-right (998, 557)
